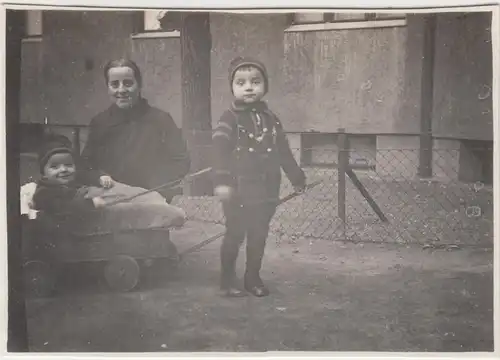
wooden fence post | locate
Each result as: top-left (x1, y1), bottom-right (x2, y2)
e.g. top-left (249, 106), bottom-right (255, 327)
top-left (418, 14), bottom-right (436, 178)
top-left (337, 129), bottom-right (349, 238)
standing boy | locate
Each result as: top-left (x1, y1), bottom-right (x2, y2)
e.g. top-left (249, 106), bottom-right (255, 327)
top-left (212, 57), bottom-right (306, 297)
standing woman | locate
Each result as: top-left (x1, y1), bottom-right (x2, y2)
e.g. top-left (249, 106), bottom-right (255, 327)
top-left (80, 59), bottom-right (191, 202)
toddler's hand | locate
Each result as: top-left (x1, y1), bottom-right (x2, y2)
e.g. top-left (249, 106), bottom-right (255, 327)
top-left (92, 196), bottom-right (107, 208)
top-left (215, 185), bottom-right (234, 202)
top-left (100, 175), bottom-right (114, 189)
top-left (293, 183), bottom-right (306, 194)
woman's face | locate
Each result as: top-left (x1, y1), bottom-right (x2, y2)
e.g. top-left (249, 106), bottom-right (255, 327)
top-left (107, 66), bottom-right (141, 109)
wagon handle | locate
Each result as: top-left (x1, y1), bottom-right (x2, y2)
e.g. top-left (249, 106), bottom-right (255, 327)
top-left (179, 179), bottom-right (323, 258)
top-left (36, 167), bottom-right (213, 218)
top-left (103, 167), bottom-right (212, 208)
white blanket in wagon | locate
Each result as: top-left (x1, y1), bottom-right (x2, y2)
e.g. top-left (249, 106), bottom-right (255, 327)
top-left (22, 181), bottom-right (187, 235)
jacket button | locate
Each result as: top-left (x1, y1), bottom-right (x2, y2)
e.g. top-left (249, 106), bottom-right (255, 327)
top-left (249, 148), bottom-right (254, 152)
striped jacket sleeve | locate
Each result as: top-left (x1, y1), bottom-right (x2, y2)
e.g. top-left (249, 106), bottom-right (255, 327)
top-left (212, 110), bottom-right (237, 189)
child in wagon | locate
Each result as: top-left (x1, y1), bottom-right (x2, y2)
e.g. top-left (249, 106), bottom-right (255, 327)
top-left (32, 134), bottom-right (187, 235)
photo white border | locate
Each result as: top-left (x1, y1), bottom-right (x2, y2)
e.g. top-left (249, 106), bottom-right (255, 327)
top-left (0, 1), bottom-right (498, 360)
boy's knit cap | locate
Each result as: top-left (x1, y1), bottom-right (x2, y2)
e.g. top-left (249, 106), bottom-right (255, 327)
top-left (38, 133), bottom-right (74, 173)
top-left (228, 56), bottom-right (269, 95)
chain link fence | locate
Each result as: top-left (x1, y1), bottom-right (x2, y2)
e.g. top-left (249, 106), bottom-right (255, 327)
top-left (172, 134), bottom-right (493, 250)
top-left (18, 127), bottom-right (493, 250)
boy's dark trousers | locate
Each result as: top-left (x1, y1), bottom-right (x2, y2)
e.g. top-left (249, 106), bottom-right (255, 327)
top-left (220, 199), bottom-right (277, 289)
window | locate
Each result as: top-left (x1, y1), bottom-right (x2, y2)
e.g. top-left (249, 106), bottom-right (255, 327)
top-left (24, 10), bottom-right (42, 38)
top-left (133, 10), bottom-right (182, 37)
top-left (291, 12), bottom-right (405, 25)
top-left (299, 133), bottom-right (376, 171)
top-left (286, 12), bottom-right (407, 31)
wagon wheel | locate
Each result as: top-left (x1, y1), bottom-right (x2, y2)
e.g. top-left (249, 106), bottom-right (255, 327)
top-left (23, 260), bottom-right (56, 298)
top-left (139, 245), bottom-right (180, 289)
top-left (104, 255), bottom-right (140, 292)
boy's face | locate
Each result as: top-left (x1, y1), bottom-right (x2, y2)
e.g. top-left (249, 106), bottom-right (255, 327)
top-left (232, 66), bottom-right (266, 104)
top-left (43, 152), bottom-right (76, 185)
top-left (107, 66), bottom-right (141, 109)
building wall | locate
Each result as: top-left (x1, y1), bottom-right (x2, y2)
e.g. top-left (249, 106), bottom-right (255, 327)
top-left (282, 25), bottom-right (411, 133)
top-left (41, 10), bottom-right (135, 126)
top-left (20, 40), bottom-right (43, 123)
top-left (127, 13), bottom-right (291, 129)
top-left (130, 37), bottom-right (182, 127)
top-left (432, 12), bottom-right (493, 140)
top-left (20, 11), bottom-right (493, 134)
top-left (20, 11), bottom-right (420, 133)
top-left (209, 13), bottom-right (289, 126)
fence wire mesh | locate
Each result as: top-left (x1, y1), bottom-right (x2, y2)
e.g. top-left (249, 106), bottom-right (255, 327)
top-left (172, 143), bottom-right (493, 250)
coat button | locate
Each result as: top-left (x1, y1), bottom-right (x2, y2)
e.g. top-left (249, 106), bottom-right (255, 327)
top-left (249, 148), bottom-right (254, 152)
top-left (249, 133), bottom-right (254, 139)
top-left (267, 148), bottom-right (272, 152)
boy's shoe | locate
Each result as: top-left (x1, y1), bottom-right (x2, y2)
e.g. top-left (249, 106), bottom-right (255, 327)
top-left (244, 284), bottom-right (269, 297)
top-left (220, 274), bottom-right (247, 297)
top-left (244, 274), bottom-right (270, 297)
top-left (221, 286), bottom-right (248, 298)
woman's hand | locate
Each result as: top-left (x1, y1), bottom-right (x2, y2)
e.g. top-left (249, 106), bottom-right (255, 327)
top-left (214, 185), bottom-right (234, 202)
top-left (92, 196), bottom-right (107, 208)
top-left (99, 175), bottom-right (115, 189)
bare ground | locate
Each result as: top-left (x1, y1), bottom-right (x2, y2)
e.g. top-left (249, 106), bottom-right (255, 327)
top-left (26, 220), bottom-right (494, 352)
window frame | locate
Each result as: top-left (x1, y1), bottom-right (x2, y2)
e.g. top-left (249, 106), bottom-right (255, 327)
top-left (286, 11), bottom-right (407, 32)
top-left (23, 10), bottom-right (43, 42)
top-left (131, 10), bottom-right (181, 39)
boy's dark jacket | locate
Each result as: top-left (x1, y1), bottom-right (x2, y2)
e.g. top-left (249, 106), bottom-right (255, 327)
top-left (212, 100), bottom-right (305, 205)
top-left (32, 172), bottom-right (101, 217)
top-left (80, 98), bottom-right (191, 197)
top-left (32, 171), bottom-right (105, 234)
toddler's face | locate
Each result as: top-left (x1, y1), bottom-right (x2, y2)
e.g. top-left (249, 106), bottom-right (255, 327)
top-left (43, 153), bottom-right (76, 185)
top-left (107, 66), bottom-right (141, 109)
top-left (232, 66), bottom-right (265, 104)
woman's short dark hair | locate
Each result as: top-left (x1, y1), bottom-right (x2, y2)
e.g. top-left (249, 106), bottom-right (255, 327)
top-left (103, 58), bottom-right (143, 86)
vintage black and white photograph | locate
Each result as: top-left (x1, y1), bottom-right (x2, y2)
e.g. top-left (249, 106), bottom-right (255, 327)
top-left (5, 4), bottom-right (496, 353)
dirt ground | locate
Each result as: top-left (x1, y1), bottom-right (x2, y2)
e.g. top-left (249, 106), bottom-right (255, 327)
top-left (25, 221), bottom-right (494, 353)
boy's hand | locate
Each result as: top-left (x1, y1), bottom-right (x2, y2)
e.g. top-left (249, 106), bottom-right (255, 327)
top-left (92, 196), bottom-right (107, 208)
top-left (293, 184), bottom-right (306, 194)
top-left (215, 185), bottom-right (234, 202)
top-left (99, 175), bottom-right (114, 189)
top-left (293, 173), bottom-right (307, 194)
